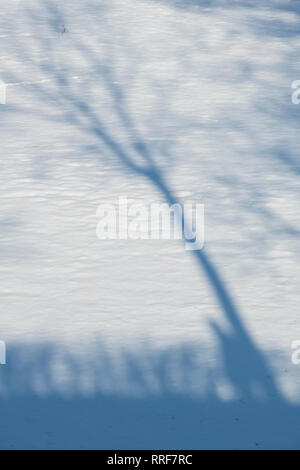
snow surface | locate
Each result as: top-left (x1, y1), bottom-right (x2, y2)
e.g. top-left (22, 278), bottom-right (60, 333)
top-left (0, 0), bottom-right (300, 449)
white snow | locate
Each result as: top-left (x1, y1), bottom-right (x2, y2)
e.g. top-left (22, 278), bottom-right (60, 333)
top-left (0, 0), bottom-right (300, 449)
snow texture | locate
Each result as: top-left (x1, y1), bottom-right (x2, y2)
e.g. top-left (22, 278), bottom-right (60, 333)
top-left (0, 0), bottom-right (300, 449)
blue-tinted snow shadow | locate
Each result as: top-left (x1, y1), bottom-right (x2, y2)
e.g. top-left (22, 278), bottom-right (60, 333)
top-left (1, 0), bottom-right (300, 450)
top-left (0, 340), bottom-right (299, 450)
top-left (154, 0), bottom-right (300, 20)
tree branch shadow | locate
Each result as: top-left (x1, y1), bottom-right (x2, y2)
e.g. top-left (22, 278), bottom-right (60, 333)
top-left (0, 0), bottom-right (299, 449)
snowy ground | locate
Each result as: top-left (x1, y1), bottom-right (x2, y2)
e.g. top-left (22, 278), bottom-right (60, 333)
top-left (0, 0), bottom-right (300, 449)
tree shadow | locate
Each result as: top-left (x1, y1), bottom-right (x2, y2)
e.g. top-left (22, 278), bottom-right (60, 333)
top-left (0, 340), bottom-right (299, 449)
top-left (0, 0), bottom-right (299, 448)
